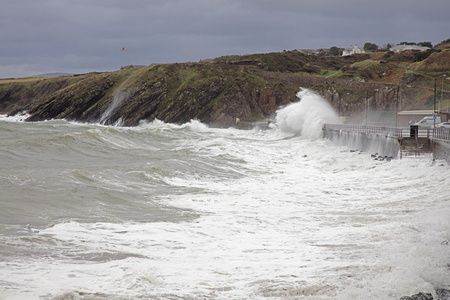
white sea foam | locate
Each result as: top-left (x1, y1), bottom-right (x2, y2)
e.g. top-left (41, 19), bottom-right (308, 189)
top-left (0, 111), bottom-right (30, 122)
top-left (181, 119), bottom-right (211, 132)
top-left (275, 88), bottom-right (339, 139)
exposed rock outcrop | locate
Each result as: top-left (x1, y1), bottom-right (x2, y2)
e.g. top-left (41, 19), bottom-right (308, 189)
top-left (22, 64), bottom-right (298, 127)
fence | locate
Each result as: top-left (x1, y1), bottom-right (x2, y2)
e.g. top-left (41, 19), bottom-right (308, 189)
top-left (323, 124), bottom-right (450, 141)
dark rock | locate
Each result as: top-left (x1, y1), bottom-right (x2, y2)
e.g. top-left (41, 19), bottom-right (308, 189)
top-left (18, 64), bottom-right (297, 127)
top-left (399, 292), bottom-right (433, 300)
top-left (436, 289), bottom-right (450, 300)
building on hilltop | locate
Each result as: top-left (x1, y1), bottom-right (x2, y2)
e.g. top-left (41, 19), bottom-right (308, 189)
top-left (390, 44), bottom-right (430, 52)
top-left (293, 49), bottom-right (319, 55)
top-left (342, 45), bottom-right (365, 56)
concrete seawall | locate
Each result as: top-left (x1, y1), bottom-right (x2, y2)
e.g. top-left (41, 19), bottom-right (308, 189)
top-left (323, 124), bottom-right (450, 163)
top-left (323, 129), bottom-right (400, 158)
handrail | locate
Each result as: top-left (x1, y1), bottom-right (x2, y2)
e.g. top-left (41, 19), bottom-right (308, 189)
top-left (323, 124), bottom-right (450, 141)
top-left (432, 128), bottom-right (450, 141)
top-left (323, 124), bottom-right (403, 137)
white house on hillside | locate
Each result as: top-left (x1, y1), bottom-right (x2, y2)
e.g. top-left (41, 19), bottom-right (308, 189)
top-left (342, 45), bottom-right (365, 56)
top-left (390, 44), bottom-right (430, 52)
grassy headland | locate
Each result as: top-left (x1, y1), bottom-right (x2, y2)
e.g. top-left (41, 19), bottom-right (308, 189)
top-left (1, 45), bottom-right (449, 126)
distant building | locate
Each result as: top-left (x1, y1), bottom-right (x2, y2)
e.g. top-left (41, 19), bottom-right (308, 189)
top-left (390, 44), bottom-right (430, 52)
top-left (317, 48), bottom-right (330, 54)
top-left (342, 45), bottom-right (365, 56)
top-left (293, 49), bottom-right (319, 55)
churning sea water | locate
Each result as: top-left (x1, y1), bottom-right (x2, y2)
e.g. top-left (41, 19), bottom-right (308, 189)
top-left (0, 90), bottom-right (449, 300)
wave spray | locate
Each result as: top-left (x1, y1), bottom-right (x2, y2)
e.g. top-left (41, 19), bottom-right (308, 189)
top-left (275, 88), bottom-right (338, 139)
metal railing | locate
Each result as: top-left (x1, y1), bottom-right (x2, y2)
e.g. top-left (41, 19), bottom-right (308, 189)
top-left (323, 124), bottom-right (403, 137)
top-left (432, 128), bottom-right (450, 141)
top-left (323, 124), bottom-right (450, 141)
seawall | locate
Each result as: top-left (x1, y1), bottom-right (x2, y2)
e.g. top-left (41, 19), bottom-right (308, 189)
top-left (323, 129), bottom-right (400, 158)
top-left (323, 124), bottom-right (450, 163)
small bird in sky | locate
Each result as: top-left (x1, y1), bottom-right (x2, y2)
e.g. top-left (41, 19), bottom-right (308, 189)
top-left (121, 47), bottom-right (127, 52)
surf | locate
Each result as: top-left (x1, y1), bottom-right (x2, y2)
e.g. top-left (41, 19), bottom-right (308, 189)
top-left (274, 88), bottom-right (339, 139)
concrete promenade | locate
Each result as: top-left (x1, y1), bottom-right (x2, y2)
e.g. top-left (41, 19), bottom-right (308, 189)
top-left (323, 124), bottom-right (450, 162)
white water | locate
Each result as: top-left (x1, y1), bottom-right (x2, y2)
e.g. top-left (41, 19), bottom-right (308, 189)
top-left (0, 89), bottom-right (449, 300)
top-left (275, 89), bottom-right (339, 138)
top-left (100, 90), bottom-right (131, 125)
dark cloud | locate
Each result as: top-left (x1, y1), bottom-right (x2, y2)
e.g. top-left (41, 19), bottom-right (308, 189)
top-left (1, 0), bottom-right (449, 78)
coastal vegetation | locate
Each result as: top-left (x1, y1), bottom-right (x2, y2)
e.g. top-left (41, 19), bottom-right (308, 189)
top-left (1, 40), bottom-right (449, 126)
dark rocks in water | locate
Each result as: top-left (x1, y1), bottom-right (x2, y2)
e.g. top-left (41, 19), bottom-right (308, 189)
top-left (399, 292), bottom-right (433, 300)
top-left (373, 155), bottom-right (394, 162)
top-left (399, 289), bottom-right (450, 300)
top-left (436, 289), bottom-right (450, 300)
top-left (381, 155), bottom-right (394, 162)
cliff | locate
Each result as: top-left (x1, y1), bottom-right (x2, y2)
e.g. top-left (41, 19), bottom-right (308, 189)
top-left (21, 64), bottom-right (297, 127)
top-left (1, 48), bottom-right (449, 127)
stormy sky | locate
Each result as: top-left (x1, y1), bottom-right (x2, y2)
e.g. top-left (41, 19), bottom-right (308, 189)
top-left (1, 0), bottom-right (449, 78)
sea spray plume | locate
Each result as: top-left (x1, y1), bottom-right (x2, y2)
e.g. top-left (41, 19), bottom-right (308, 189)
top-left (275, 88), bottom-right (338, 139)
top-left (100, 90), bottom-right (132, 125)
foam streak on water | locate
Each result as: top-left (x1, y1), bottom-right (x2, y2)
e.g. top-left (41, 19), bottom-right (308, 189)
top-left (0, 90), bottom-right (449, 300)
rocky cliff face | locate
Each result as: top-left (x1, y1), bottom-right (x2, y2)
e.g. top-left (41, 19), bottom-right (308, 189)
top-left (0, 76), bottom-right (80, 114)
top-left (1, 49), bottom-right (448, 126)
top-left (22, 64), bottom-right (297, 127)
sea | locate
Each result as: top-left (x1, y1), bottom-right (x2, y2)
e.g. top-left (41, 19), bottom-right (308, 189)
top-left (0, 89), bottom-right (449, 300)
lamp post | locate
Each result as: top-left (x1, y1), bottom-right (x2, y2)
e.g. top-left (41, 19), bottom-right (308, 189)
top-left (447, 77), bottom-right (450, 113)
top-left (441, 75), bottom-right (445, 112)
top-left (365, 90), bottom-right (368, 126)
top-left (338, 93), bottom-right (341, 124)
top-left (434, 78), bottom-right (437, 128)
top-left (396, 86), bottom-right (400, 129)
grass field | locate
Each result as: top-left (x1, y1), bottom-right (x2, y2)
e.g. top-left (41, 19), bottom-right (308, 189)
top-left (0, 77), bottom-right (46, 84)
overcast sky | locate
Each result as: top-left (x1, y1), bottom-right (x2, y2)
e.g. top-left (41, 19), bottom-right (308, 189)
top-left (1, 0), bottom-right (449, 78)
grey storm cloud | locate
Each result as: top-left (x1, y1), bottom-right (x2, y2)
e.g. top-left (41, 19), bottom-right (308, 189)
top-left (1, 0), bottom-right (449, 78)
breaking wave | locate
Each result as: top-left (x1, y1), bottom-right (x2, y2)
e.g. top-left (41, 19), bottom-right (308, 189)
top-left (275, 88), bottom-right (338, 139)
